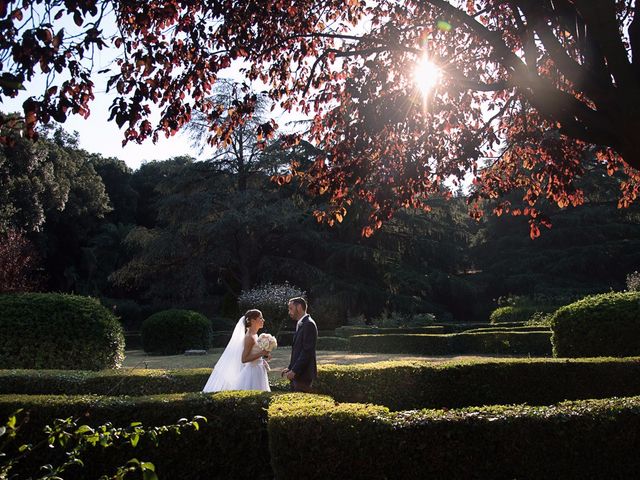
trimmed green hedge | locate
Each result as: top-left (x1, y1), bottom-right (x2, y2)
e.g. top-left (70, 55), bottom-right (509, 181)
top-left (0, 369), bottom-right (211, 396)
top-left (318, 330), bottom-right (338, 337)
top-left (6, 358), bottom-right (640, 412)
top-left (334, 323), bottom-right (530, 337)
top-left (0, 293), bottom-right (124, 370)
top-left (464, 325), bottom-right (551, 334)
top-left (268, 394), bottom-right (640, 480)
top-left (0, 391), bottom-right (273, 480)
top-left (314, 357), bottom-right (640, 410)
top-left (7, 389), bottom-right (637, 480)
top-left (436, 321), bottom-right (528, 332)
top-left (551, 291), bottom-right (640, 357)
top-left (142, 309), bottom-right (211, 355)
top-left (489, 305), bottom-right (560, 323)
top-left (350, 331), bottom-right (552, 356)
top-left (276, 331), bottom-right (295, 347)
top-left (316, 336), bottom-right (349, 351)
top-left (334, 325), bottom-right (445, 337)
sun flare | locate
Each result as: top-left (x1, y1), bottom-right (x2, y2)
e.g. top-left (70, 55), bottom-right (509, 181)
top-left (413, 56), bottom-right (441, 96)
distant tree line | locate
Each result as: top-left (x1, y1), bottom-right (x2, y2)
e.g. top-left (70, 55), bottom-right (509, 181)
top-left (2, 112), bottom-right (639, 328)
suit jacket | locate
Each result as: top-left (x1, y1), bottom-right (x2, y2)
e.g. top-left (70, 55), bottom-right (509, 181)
top-left (288, 314), bottom-right (318, 384)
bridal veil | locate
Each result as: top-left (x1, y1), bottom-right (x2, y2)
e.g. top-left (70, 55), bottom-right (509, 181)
top-left (202, 316), bottom-right (245, 392)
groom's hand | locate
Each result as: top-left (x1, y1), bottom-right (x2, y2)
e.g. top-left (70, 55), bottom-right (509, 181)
top-left (285, 370), bottom-right (296, 381)
top-left (280, 368), bottom-right (289, 378)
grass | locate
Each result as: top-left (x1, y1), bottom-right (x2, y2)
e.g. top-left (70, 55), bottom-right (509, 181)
top-left (123, 348), bottom-right (514, 382)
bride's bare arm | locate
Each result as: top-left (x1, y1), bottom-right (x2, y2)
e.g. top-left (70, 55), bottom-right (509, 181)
top-left (241, 335), bottom-right (268, 363)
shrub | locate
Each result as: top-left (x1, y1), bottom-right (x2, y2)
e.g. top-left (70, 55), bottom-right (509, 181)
top-left (268, 394), bottom-right (640, 480)
top-left (491, 293), bottom-right (576, 324)
top-left (313, 357), bottom-right (640, 410)
top-left (626, 271), bottom-right (640, 292)
top-left (0, 391), bottom-right (273, 480)
top-left (0, 293), bottom-right (124, 370)
top-left (238, 282), bottom-right (305, 334)
top-left (551, 291), bottom-right (640, 357)
top-left (100, 297), bottom-right (158, 331)
top-left (346, 313), bottom-right (367, 326)
top-left (370, 310), bottom-right (437, 328)
top-left (408, 313), bottom-right (437, 326)
top-left (2, 410), bottom-right (201, 480)
top-left (349, 331), bottom-right (552, 356)
top-left (526, 311), bottom-right (554, 327)
top-left (310, 295), bottom-right (347, 330)
top-left (371, 310), bottom-right (408, 328)
top-left (489, 305), bottom-right (544, 323)
top-left (141, 309), bottom-right (211, 355)
top-left (316, 337), bottom-right (349, 351)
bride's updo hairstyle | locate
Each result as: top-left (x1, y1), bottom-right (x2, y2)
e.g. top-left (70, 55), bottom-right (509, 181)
top-left (244, 309), bottom-right (262, 329)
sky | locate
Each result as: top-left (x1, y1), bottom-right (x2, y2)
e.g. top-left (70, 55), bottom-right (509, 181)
top-left (1, 8), bottom-right (219, 171)
top-left (3, 71), bottom-right (203, 171)
top-left (2, 60), bottom-right (301, 172)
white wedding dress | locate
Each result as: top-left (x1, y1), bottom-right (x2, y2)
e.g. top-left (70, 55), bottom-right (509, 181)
top-left (235, 337), bottom-right (270, 391)
top-left (202, 317), bottom-right (270, 392)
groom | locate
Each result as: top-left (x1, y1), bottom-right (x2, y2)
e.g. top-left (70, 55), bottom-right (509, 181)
top-left (282, 297), bottom-right (318, 393)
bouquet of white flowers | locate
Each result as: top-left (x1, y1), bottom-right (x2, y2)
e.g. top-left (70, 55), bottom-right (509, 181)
top-left (257, 333), bottom-right (278, 352)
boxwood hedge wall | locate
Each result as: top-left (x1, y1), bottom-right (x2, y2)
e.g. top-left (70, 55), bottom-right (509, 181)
top-left (4, 358), bottom-right (640, 411)
top-left (349, 331), bottom-right (552, 356)
top-left (0, 391), bottom-right (273, 480)
top-left (269, 394), bottom-right (640, 480)
top-left (316, 336), bottom-right (349, 351)
top-left (313, 358), bottom-right (640, 410)
top-left (0, 368), bottom-right (211, 396)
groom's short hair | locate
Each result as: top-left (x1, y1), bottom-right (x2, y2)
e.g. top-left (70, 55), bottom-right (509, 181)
top-left (288, 297), bottom-right (307, 311)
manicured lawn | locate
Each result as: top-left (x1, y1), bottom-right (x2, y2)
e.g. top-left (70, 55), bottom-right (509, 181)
top-left (123, 348), bottom-right (513, 382)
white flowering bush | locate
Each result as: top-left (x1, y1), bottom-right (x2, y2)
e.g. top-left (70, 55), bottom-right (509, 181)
top-left (626, 271), bottom-right (640, 292)
top-left (238, 282), bottom-right (305, 333)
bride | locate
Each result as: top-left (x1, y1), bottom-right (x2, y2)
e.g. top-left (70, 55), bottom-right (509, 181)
top-left (202, 309), bottom-right (272, 392)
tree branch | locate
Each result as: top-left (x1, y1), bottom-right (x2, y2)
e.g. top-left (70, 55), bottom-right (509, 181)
top-left (423, 0), bottom-right (529, 73)
top-left (629, 4), bottom-right (640, 77)
top-left (574, 0), bottom-right (636, 89)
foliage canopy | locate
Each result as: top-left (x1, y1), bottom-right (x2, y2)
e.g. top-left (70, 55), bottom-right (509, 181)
top-left (2, 1), bottom-right (640, 236)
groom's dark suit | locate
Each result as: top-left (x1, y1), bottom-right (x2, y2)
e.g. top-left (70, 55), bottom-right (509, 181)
top-left (288, 314), bottom-right (318, 392)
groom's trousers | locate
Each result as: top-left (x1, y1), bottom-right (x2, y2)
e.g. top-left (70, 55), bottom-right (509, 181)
top-left (291, 379), bottom-right (313, 393)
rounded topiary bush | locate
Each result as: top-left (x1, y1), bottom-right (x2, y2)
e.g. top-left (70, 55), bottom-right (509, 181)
top-left (551, 291), bottom-right (640, 357)
top-left (142, 309), bottom-right (211, 354)
top-left (0, 293), bottom-right (124, 370)
top-left (490, 305), bottom-right (543, 323)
